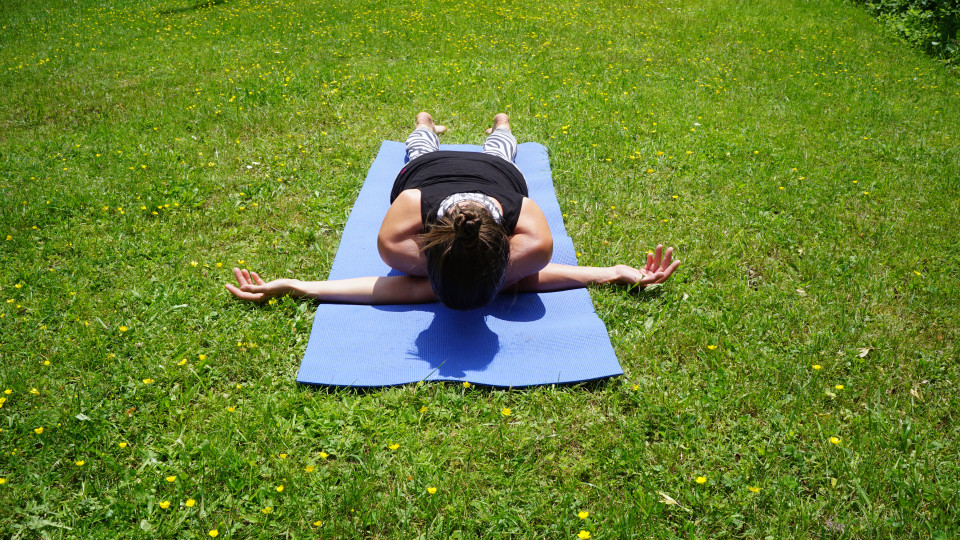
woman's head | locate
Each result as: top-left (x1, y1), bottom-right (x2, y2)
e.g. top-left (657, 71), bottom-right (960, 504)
top-left (419, 201), bottom-right (510, 310)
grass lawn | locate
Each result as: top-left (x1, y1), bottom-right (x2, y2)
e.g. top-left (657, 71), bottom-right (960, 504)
top-left (1, 0), bottom-right (958, 536)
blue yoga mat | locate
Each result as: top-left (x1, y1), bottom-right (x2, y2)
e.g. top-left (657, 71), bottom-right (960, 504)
top-left (296, 141), bottom-right (622, 387)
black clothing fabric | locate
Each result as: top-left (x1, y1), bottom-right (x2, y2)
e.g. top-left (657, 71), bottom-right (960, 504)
top-left (390, 151), bottom-right (529, 234)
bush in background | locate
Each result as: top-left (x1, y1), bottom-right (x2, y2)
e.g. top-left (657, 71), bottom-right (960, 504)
top-left (854, 0), bottom-right (960, 62)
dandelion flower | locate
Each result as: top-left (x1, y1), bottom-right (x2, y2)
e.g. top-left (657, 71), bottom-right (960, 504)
top-left (143, 379), bottom-right (154, 384)
top-left (696, 476), bottom-right (707, 484)
top-left (186, 499), bottom-right (196, 507)
top-left (262, 506), bottom-right (273, 514)
top-left (305, 465), bottom-right (316, 473)
top-left (420, 406), bottom-right (428, 413)
top-left (830, 436), bottom-right (841, 444)
top-left (198, 354), bottom-right (206, 361)
top-left (226, 406), bottom-right (235, 412)
top-left (312, 520), bottom-right (323, 527)
top-left (159, 500), bottom-right (171, 509)
top-left (119, 326), bottom-right (128, 332)
top-left (812, 364), bottom-right (822, 370)
top-left (209, 530), bottom-right (219, 538)
top-left (276, 485), bottom-right (284, 492)
top-left (462, 381), bottom-right (471, 388)
top-left (578, 511), bottom-right (589, 519)
top-left (119, 442), bottom-right (127, 448)
top-left (319, 452), bottom-right (329, 459)
top-left (0, 478), bottom-right (6, 484)
top-left (707, 345), bottom-right (717, 350)
top-left (427, 487), bottom-right (437, 494)
top-left (75, 460), bottom-right (85, 466)
top-left (748, 486), bottom-right (761, 493)
top-left (388, 443), bottom-right (400, 451)
top-left (835, 384), bottom-right (844, 390)
top-left (34, 427), bottom-right (44, 435)
top-left (166, 476), bottom-right (177, 482)
top-left (578, 531), bottom-right (591, 539)
top-left (501, 407), bottom-right (512, 416)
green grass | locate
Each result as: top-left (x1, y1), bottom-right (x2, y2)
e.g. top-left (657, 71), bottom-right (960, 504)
top-left (1, 0), bottom-right (959, 537)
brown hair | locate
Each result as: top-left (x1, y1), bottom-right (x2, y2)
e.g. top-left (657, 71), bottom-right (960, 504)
top-left (419, 201), bottom-right (510, 310)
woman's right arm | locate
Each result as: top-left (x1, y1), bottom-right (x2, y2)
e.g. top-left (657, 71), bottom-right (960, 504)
top-left (225, 268), bottom-right (437, 305)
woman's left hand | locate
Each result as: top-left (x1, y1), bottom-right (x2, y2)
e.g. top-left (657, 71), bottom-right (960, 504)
top-left (612, 244), bottom-right (680, 287)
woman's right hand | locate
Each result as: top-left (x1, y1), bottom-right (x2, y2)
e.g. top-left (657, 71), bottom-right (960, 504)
top-left (224, 268), bottom-right (296, 302)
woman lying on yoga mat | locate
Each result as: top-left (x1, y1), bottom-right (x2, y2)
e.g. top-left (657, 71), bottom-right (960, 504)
top-left (226, 112), bottom-right (680, 310)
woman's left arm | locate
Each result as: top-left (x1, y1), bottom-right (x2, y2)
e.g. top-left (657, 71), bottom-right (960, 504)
top-left (503, 198), bottom-right (554, 286)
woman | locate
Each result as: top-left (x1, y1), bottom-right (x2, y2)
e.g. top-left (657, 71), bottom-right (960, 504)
top-left (226, 112), bottom-right (679, 308)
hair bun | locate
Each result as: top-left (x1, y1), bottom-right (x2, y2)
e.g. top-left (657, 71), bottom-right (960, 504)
top-left (453, 210), bottom-right (482, 244)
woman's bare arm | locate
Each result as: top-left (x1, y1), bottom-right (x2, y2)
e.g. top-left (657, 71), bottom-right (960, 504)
top-left (512, 245), bottom-right (680, 292)
top-left (225, 268), bottom-right (437, 304)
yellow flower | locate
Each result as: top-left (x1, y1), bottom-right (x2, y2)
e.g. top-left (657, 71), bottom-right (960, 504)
top-left (707, 345), bottom-right (718, 350)
top-left (279, 454), bottom-right (287, 459)
top-left (226, 406), bottom-right (235, 412)
top-left (578, 531), bottom-right (591, 539)
top-left (119, 326), bottom-right (128, 332)
top-left (748, 486), bottom-right (761, 493)
top-left (419, 406), bottom-right (428, 413)
top-left (312, 520), bottom-right (323, 527)
top-left (319, 452), bottom-right (329, 459)
top-left (427, 487), bottom-right (437, 494)
top-left (696, 476), bottom-right (707, 484)
top-left (305, 465), bottom-right (316, 473)
top-left (835, 384), bottom-right (844, 390)
top-left (159, 500), bottom-right (171, 509)
top-left (462, 381), bottom-right (471, 388)
top-left (75, 460), bottom-right (85, 466)
top-left (177, 359), bottom-right (187, 366)
top-left (830, 436), bottom-right (841, 444)
top-left (812, 364), bottom-right (822, 370)
top-left (198, 354), bottom-right (207, 361)
top-left (34, 427), bottom-right (44, 435)
top-left (190, 261), bottom-right (198, 267)
top-left (209, 530), bottom-right (219, 538)
top-left (5, 235), bottom-right (10, 241)
top-left (143, 379), bottom-right (154, 384)
top-left (262, 506), bottom-right (273, 514)
top-left (276, 485), bottom-right (284, 492)
top-left (166, 475), bottom-right (177, 482)
top-left (501, 407), bottom-right (512, 416)
top-left (632, 384), bottom-right (639, 391)
top-left (578, 511), bottom-right (589, 519)
top-left (388, 443), bottom-right (400, 451)
top-left (186, 499), bottom-right (196, 507)
top-left (0, 478), bottom-right (6, 484)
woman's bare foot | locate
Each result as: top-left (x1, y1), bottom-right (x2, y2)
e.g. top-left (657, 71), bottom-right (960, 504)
top-left (415, 112), bottom-right (446, 134)
top-left (485, 113), bottom-right (510, 134)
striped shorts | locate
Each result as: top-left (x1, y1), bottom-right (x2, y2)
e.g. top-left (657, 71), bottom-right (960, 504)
top-left (405, 127), bottom-right (518, 163)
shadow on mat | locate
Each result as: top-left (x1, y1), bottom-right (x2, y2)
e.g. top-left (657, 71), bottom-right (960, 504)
top-left (380, 293), bottom-right (547, 378)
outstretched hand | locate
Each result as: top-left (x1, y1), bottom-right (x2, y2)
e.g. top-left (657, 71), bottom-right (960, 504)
top-left (224, 268), bottom-right (296, 302)
top-left (612, 244), bottom-right (680, 288)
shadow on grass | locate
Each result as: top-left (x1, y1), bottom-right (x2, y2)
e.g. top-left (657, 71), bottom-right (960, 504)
top-left (157, 0), bottom-right (229, 15)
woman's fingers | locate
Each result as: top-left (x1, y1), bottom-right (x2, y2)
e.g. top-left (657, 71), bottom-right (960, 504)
top-left (659, 247), bottom-right (673, 271)
top-left (655, 260), bottom-right (680, 283)
top-left (224, 283), bottom-right (262, 302)
top-left (251, 271), bottom-right (266, 286)
top-left (233, 267), bottom-right (248, 286)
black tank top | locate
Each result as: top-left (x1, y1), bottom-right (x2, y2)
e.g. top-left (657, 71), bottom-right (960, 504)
top-left (390, 151), bottom-right (529, 234)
